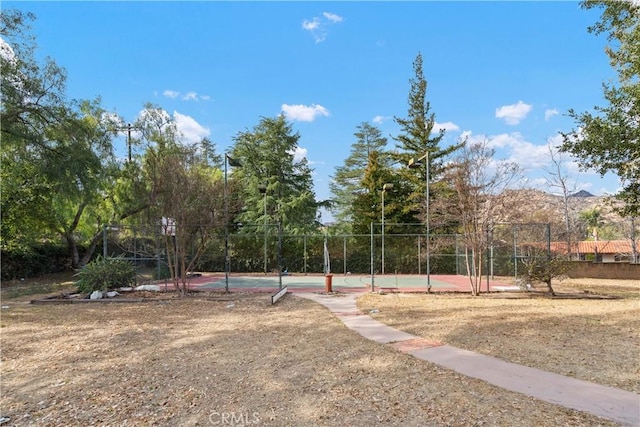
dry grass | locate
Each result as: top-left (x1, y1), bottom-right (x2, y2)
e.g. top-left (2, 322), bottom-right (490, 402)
top-left (0, 277), bottom-right (635, 426)
top-left (358, 278), bottom-right (640, 394)
top-left (1, 272), bottom-right (76, 300)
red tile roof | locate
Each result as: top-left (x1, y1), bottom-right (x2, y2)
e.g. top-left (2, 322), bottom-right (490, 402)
top-left (550, 240), bottom-right (640, 254)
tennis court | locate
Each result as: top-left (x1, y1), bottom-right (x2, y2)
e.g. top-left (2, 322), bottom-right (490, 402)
top-left (164, 273), bottom-right (513, 293)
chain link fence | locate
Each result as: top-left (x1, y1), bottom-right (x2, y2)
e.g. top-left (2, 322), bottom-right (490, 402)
top-left (102, 222), bottom-right (551, 282)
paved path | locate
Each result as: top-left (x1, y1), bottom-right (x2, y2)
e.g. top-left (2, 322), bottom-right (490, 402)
top-left (295, 291), bottom-right (640, 427)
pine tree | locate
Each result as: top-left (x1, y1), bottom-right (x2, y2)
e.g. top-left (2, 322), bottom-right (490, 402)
top-left (393, 52), bottom-right (462, 224)
top-left (232, 115), bottom-right (319, 234)
top-left (330, 122), bottom-right (389, 229)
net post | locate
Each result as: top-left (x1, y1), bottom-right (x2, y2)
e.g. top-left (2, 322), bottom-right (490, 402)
top-left (370, 222), bottom-right (375, 292)
top-left (278, 222), bottom-right (283, 290)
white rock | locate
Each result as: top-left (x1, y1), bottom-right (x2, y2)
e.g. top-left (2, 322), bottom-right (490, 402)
top-left (90, 290), bottom-right (103, 300)
top-left (106, 291), bottom-right (119, 298)
top-left (134, 284), bottom-right (161, 292)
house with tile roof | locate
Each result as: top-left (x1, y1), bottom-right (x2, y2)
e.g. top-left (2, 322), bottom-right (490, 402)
top-left (550, 240), bottom-right (640, 263)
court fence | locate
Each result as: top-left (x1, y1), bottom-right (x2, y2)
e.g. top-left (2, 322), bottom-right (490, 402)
top-left (101, 222), bottom-right (551, 285)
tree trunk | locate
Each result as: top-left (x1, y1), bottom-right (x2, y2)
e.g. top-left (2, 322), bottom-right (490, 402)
top-left (78, 229), bottom-right (104, 268)
top-left (65, 233), bottom-right (81, 270)
top-left (545, 279), bottom-right (556, 296)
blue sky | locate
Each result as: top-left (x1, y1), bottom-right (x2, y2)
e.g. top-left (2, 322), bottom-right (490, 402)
top-left (6, 1), bottom-right (621, 221)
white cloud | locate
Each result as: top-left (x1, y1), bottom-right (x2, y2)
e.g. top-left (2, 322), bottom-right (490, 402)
top-left (302, 12), bottom-right (343, 43)
top-left (470, 131), bottom-right (584, 176)
top-left (289, 147), bottom-right (308, 163)
top-left (136, 108), bottom-right (210, 145)
top-left (495, 101), bottom-right (532, 125)
top-left (163, 90), bottom-right (180, 99)
top-left (302, 18), bottom-right (320, 31)
top-left (281, 103), bottom-right (330, 122)
top-left (323, 12), bottom-right (343, 23)
top-left (467, 132), bottom-right (548, 169)
top-left (461, 129), bottom-right (614, 195)
top-left (173, 111), bottom-right (210, 144)
top-left (0, 36), bottom-right (15, 63)
top-left (546, 133), bottom-right (564, 149)
top-left (433, 121), bottom-right (460, 132)
top-left (138, 107), bottom-right (171, 124)
top-left (460, 130), bottom-right (473, 140)
top-left (372, 115), bottom-right (390, 124)
top-left (182, 91), bottom-right (198, 101)
top-left (162, 90), bottom-right (209, 101)
top-left (544, 108), bottom-right (559, 121)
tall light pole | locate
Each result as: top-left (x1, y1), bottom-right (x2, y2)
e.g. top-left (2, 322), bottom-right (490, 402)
top-left (408, 153), bottom-right (431, 291)
top-left (224, 153), bottom-right (242, 292)
top-left (381, 183), bottom-right (393, 275)
top-left (258, 184), bottom-right (268, 274)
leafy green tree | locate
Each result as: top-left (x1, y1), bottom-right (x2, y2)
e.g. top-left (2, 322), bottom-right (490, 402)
top-left (149, 144), bottom-right (223, 295)
top-left (1, 9), bottom-right (63, 248)
top-left (561, 1), bottom-right (639, 217)
top-left (393, 52), bottom-right (463, 226)
top-left (330, 122), bottom-right (390, 230)
top-left (1, 10), bottom-right (66, 150)
top-left (1, 10), bottom-right (126, 269)
top-left (45, 101), bottom-right (120, 268)
top-left (1, 101), bottom-right (119, 267)
top-left (136, 104), bottom-right (227, 294)
top-left (231, 115), bottom-right (320, 234)
top-left (580, 207), bottom-right (603, 241)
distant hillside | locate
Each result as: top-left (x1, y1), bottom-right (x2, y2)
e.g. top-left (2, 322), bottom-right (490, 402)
top-left (570, 190), bottom-right (595, 198)
top-left (493, 189), bottom-right (628, 239)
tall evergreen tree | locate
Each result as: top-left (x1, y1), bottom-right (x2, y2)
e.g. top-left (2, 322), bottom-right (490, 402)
top-left (393, 53), bottom-right (462, 225)
top-left (232, 115), bottom-right (319, 234)
top-left (351, 151), bottom-right (396, 235)
top-left (330, 122), bottom-right (389, 229)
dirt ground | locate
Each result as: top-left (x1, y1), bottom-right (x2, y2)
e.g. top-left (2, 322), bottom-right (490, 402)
top-left (358, 278), bottom-right (640, 395)
top-left (0, 276), bottom-right (637, 426)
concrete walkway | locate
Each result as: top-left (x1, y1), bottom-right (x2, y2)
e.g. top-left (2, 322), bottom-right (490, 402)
top-left (295, 292), bottom-right (640, 427)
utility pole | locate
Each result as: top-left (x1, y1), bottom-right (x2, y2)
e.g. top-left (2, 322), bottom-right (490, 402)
top-left (126, 123), bottom-right (132, 162)
top-left (115, 123), bottom-right (135, 162)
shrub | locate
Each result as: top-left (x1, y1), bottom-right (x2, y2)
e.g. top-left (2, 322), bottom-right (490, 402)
top-left (1, 243), bottom-right (71, 280)
top-left (75, 256), bottom-right (136, 293)
top-left (153, 262), bottom-right (172, 280)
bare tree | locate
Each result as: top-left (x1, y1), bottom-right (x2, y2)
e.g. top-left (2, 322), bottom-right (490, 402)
top-left (543, 139), bottom-right (581, 259)
top-left (623, 216), bottom-right (639, 263)
top-left (447, 140), bottom-right (523, 295)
